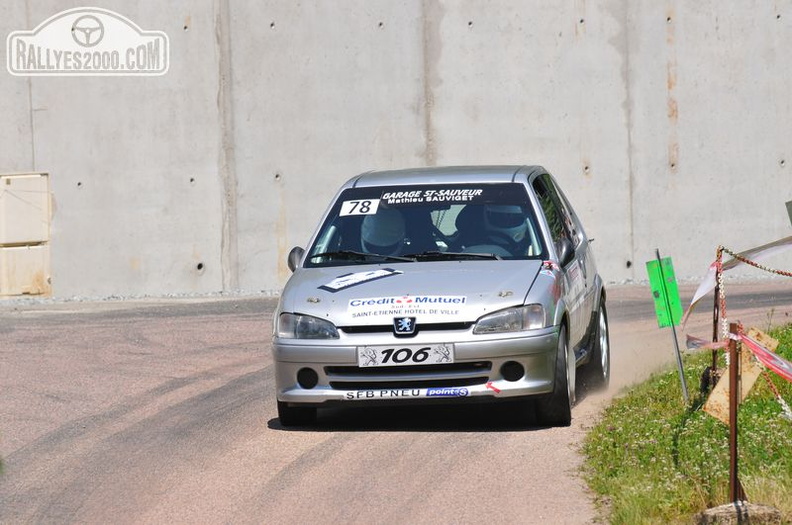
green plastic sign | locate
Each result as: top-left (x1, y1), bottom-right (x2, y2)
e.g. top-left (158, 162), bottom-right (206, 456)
top-left (646, 257), bottom-right (683, 328)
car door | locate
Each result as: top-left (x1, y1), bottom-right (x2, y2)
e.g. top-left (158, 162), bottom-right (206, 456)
top-left (554, 181), bottom-right (598, 325)
top-left (532, 174), bottom-right (588, 350)
top-left (551, 178), bottom-right (599, 320)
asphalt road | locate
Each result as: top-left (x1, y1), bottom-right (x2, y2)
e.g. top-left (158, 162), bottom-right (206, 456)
top-left (1, 281), bottom-right (791, 524)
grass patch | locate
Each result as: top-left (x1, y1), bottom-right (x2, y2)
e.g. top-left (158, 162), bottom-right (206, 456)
top-left (583, 325), bottom-right (792, 524)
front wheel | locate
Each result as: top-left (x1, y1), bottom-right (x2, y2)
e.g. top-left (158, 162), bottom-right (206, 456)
top-left (584, 300), bottom-right (611, 390)
top-left (277, 401), bottom-right (316, 427)
top-left (535, 325), bottom-right (574, 427)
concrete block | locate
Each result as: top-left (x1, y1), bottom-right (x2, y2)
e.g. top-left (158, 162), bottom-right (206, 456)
top-left (0, 244), bottom-right (51, 296)
top-left (695, 501), bottom-right (782, 524)
top-left (0, 173), bottom-right (50, 245)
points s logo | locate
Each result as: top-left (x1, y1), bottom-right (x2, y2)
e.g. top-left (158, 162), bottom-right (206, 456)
top-left (426, 387), bottom-right (469, 397)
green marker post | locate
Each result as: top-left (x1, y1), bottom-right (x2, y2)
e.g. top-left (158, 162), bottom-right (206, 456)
top-left (646, 249), bottom-right (689, 403)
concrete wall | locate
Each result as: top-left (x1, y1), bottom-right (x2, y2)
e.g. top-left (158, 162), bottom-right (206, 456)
top-left (1, 0), bottom-right (791, 298)
top-left (2, 1), bottom-right (227, 297)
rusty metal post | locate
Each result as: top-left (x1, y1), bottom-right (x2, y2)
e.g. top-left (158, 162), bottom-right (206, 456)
top-left (728, 322), bottom-right (746, 503)
top-left (712, 279), bottom-right (719, 383)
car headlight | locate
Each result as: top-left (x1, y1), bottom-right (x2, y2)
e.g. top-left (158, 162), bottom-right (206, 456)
top-left (473, 304), bottom-right (546, 334)
top-left (278, 313), bottom-right (339, 339)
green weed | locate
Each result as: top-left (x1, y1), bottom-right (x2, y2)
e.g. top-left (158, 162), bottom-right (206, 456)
top-left (584, 325), bottom-right (792, 524)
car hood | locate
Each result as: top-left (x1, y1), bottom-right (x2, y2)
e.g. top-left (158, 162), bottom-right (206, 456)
top-left (279, 260), bottom-right (543, 326)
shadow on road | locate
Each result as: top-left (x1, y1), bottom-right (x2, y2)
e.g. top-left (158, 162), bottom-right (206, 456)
top-left (267, 402), bottom-right (541, 432)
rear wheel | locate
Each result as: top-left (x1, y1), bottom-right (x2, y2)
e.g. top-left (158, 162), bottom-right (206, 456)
top-left (277, 401), bottom-right (316, 427)
top-left (536, 325), bottom-right (574, 427)
top-left (584, 300), bottom-right (610, 390)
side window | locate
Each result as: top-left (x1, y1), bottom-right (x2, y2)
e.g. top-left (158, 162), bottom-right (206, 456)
top-left (551, 184), bottom-right (581, 244)
top-left (532, 175), bottom-right (578, 250)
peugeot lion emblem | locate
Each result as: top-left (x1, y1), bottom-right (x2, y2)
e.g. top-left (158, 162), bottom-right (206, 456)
top-left (393, 317), bottom-right (417, 336)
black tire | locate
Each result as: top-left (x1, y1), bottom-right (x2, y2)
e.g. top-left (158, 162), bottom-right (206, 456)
top-left (277, 401), bottom-right (316, 427)
top-left (584, 300), bottom-right (610, 391)
top-left (536, 325), bottom-right (573, 427)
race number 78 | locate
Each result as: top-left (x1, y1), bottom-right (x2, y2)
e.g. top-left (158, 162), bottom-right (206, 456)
top-left (340, 199), bottom-right (380, 216)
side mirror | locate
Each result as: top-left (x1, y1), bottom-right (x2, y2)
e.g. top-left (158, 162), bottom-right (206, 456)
top-left (556, 238), bottom-right (575, 268)
top-left (287, 246), bottom-right (305, 272)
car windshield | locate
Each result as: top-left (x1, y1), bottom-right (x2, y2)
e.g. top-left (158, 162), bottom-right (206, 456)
top-left (305, 183), bottom-right (548, 267)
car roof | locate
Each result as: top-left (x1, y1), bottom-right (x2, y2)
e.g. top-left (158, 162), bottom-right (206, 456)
top-left (347, 165), bottom-right (547, 188)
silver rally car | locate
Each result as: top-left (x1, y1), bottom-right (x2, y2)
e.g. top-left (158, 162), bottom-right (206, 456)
top-left (273, 166), bottom-right (609, 427)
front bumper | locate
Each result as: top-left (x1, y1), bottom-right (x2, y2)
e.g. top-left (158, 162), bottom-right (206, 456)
top-left (273, 327), bottom-right (559, 407)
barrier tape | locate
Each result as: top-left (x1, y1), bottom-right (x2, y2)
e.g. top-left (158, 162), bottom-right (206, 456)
top-left (721, 247), bottom-right (792, 278)
top-left (686, 334), bottom-right (728, 351)
top-left (684, 239), bottom-right (792, 418)
top-left (684, 235), bottom-right (792, 324)
top-left (738, 332), bottom-right (792, 383)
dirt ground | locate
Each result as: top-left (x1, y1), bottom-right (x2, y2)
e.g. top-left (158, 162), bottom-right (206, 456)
top-left (1, 280), bottom-right (790, 524)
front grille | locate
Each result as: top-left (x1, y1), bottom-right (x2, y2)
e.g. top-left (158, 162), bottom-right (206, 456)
top-left (326, 362), bottom-right (491, 376)
top-left (339, 321), bottom-right (474, 335)
top-left (330, 377), bottom-right (487, 390)
top-left (325, 361), bottom-right (492, 390)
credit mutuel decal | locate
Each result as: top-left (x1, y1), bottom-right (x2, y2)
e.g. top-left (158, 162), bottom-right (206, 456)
top-left (348, 295), bottom-right (467, 319)
top-left (7, 7), bottom-right (169, 76)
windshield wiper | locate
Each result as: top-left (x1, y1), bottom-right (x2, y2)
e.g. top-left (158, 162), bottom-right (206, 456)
top-left (309, 250), bottom-right (416, 262)
top-left (403, 250), bottom-right (502, 261)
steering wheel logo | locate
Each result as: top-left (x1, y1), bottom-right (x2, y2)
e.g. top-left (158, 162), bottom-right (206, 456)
top-left (71, 15), bottom-right (104, 47)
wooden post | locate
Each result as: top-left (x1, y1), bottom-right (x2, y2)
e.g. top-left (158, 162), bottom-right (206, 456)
top-left (728, 322), bottom-right (746, 503)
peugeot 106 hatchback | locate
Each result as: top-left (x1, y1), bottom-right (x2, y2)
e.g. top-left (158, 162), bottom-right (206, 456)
top-left (273, 165), bottom-right (609, 427)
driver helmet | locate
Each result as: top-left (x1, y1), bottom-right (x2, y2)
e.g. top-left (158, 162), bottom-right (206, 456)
top-left (361, 208), bottom-right (406, 255)
top-left (484, 204), bottom-right (527, 243)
